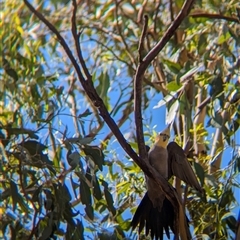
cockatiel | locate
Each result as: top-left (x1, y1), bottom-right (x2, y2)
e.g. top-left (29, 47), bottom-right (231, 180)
top-left (131, 126), bottom-right (202, 240)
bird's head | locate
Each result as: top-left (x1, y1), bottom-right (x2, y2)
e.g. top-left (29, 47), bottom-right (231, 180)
top-left (155, 126), bottom-right (170, 148)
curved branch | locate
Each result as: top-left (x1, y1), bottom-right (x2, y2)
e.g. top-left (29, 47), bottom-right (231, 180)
top-left (143, 0), bottom-right (195, 68)
top-left (190, 12), bottom-right (239, 23)
top-left (72, 0), bottom-right (92, 80)
top-left (134, 0), bottom-right (195, 159)
top-left (138, 15), bottom-right (148, 62)
top-left (23, 1), bottom-right (195, 238)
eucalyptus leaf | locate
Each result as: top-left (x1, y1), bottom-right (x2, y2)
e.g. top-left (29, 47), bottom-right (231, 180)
top-left (166, 100), bottom-right (179, 125)
top-left (80, 180), bottom-right (92, 205)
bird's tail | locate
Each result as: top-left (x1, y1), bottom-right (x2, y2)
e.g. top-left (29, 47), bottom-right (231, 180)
top-left (131, 192), bottom-right (191, 240)
top-left (131, 192), bottom-right (175, 240)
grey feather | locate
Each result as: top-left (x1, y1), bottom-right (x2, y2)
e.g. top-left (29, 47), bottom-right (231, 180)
top-left (148, 145), bottom-right (168, 179)
top-left (167, 142), bottom-right (202, 193)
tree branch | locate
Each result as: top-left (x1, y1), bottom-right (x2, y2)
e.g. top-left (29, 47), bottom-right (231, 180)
top-left (143, 0), bottom-right (195, 68)
top-left (23, 1), bottom-right (195, 237)
top-left (22, 0), bottom-right (175, 189)
top-left (71, 0), bottom-right (92, 80)
top-left (134, 15), bottom-right (149, 161)
top-left (190, 12), bottom-right (239, 23)
top-left (134, 0), bottom-right (195, 158)
top-left (138, 15), bottom-right (148, 62)
top-left (134, 0), bottom-right (196, 238)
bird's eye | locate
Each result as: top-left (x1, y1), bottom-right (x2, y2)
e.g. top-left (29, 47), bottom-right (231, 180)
top-left (160, 134), bottom-right (169, 142)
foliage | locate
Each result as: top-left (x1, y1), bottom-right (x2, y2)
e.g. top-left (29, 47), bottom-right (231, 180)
top-left (1, 0), bottom-right (239, 239)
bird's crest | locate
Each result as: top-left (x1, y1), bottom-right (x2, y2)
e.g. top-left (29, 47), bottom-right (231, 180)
top-left (155, 126), bottom-right (170, 148)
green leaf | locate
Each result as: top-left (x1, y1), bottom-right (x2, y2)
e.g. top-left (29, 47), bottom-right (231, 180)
top-left (3, 58), bottom-right (18, 81)
top-left (53, 146), bottom-right (61, 169)
top-left (207, 112), bottom-right (223, 128)
top-left (234, 156), bottom-right (240, 173)
top-left (104, 188), bottom-right (116, 216)
top-left (1, 188), bottom-right (11, 201)
top-left (44, 189), bottom-right (54, 211)
top-left (179, 93), bottom-right (187, 115)
top-left (75, 219), bottom-right (84, 239)
top-left (153, 93), bottom-right (176, 109)
top-left (194, 162), bottom-right (205, 186)
top-left (61, 184), bottom-right (72, 202)
top-left (5, 68), bottom-right (19, 81)
top-left (98, 231), bottom-right (117, 240)
top-left (67, 151), bottom-right (80, 169)
top-left (78, 137), bottom-right (94, 145)
top-left (85, 166), bottom-right (92, 182)
top-left (218, 27), bottom-right (231, 44)
top-left (179, 65), bottom-right (203, 82)
top-left (209, 76), bottom-right (224, 107)
top-left (6, 127), bottom-right (38, 139)
top-left (95, 70), bottom-right (110, 107)
top-left (83, 146), bottom-right (104, 171)
top-left (205, 174), bottom-right (218, 188)
top-left (166, 81), bottom-right (182, 92)
top-left (10, 180), bottom-right (18, 211)
top-left (66, 136), bottom-right (94, 145)
top-left (166, 100), bottom-right (179, 125)
top-left (78, 109), bottom-right (92, 118)
top-left (63, 202), bottom-right (77, 225)
top-left (39, 225), bottom-right (53, 240)
top-left (32, 185), bottom-right (43, 202)
top-left (30, 84), bottom-right (41, 102)
top-left (85, 204), bottom-right (94, 220)
top-left (70, 176), bottom-right (79, 200)
top-left (17, 194), bottom-right (29, 213)
top-left (219, 189), bottom-right (234, 208)
top-left (80, 180), bottom-right (91, 205)
top-left (93, 177), bottom-right (102, 200)
top-left (162, 59), bottom-right (182, 73)
top-left (225, 215), bottom-right (237, 233)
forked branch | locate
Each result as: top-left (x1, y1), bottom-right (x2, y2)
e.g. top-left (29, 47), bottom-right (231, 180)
top-left (24, 0), bottom-right (196, 238)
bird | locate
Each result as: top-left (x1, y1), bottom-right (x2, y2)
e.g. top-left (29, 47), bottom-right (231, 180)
top-left (131, 126), bottom-right (202, 240)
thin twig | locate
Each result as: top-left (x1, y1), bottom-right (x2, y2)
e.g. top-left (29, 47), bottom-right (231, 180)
top-left (153, 1), bottom-right (161, 37)
top-left (144, 0), bottom-right (195, 68)
top-left (134, 0), bottom-right (195, 158)
top-left (89, 37), bottom-right (134, 70)
top-left (193, 96), bottom-right (211, 119)
top-left (190, 12), bottom-right (239, 23)
top-left (138, 15), bottom-right (149, 62)
top-left (114, 0), bottom-right (136, 66)
top-left (72, 0), bottom-right (92, 80)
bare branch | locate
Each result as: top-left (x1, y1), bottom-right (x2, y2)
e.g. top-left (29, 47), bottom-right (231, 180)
top-left (23, 1), bottom-right (193, 237)
top-left (134, 0), bottom-right (195, 159)
top-left (143, 0), bottom-right (195, 68)
top-left (190, 12), bottom-right (239, 23)
top-left (138, 15), bottom-right (148, 62)
top-left (72, 0), bottom-right (92, 80)
top-left (134, 15), bottom-right (149, 161)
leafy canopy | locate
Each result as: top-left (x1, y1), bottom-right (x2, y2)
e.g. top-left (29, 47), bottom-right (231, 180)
top-left (1, 0), bottom-right (239, 239)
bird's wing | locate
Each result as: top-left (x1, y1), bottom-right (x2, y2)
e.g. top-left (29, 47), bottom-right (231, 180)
top-left (167, 142), bottom-right (202, 192)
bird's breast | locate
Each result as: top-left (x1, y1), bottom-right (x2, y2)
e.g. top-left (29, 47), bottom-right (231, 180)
top-left (148, 145), bottom-right (168, 179)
